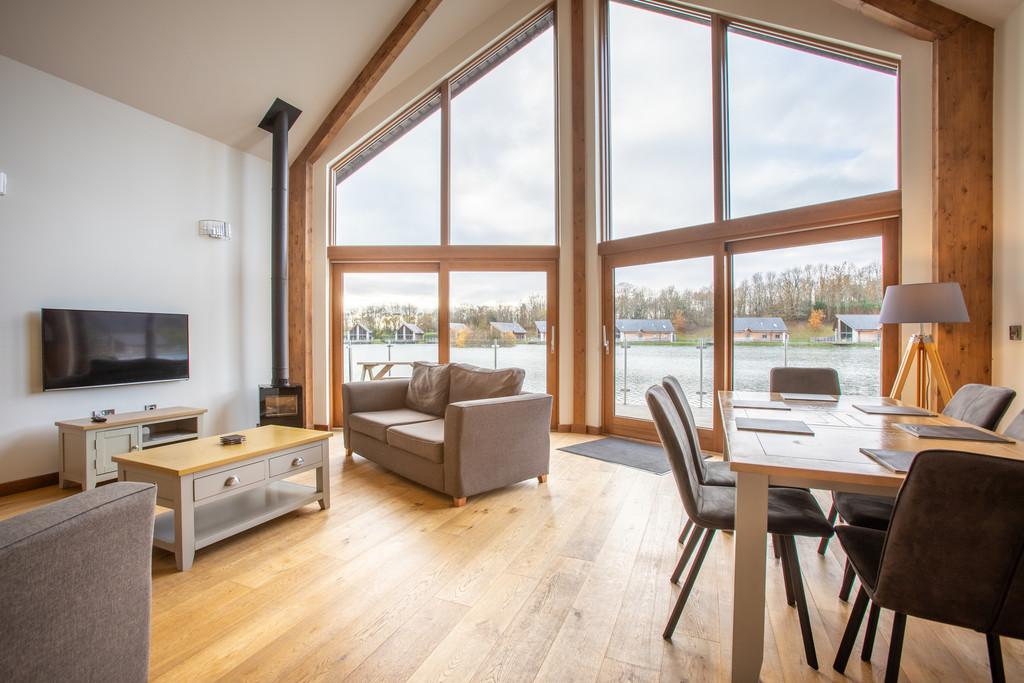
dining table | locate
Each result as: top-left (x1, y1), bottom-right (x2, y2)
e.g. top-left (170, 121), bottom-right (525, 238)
top-left (720, 390), bottom-right (1024, 682)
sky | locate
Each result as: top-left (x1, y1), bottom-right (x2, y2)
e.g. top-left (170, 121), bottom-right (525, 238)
top-left (335, 1), bottom-right (895, 309)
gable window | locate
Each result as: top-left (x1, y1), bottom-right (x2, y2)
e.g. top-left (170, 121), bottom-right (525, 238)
top-left (331, 11), bottom-right (556, 247)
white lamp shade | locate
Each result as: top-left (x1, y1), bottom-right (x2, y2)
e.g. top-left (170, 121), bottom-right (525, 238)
top-left (878, 282), bottom-right (970, 324)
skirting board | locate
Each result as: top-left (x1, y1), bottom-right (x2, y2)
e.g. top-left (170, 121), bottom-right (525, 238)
top-left (558, 424), bottom-right (602, 435)
top-left (0, 472), bottom-right (58, 497)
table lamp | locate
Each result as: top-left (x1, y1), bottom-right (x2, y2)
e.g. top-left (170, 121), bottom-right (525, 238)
top-left (878, 282), bottom-right (969, 408)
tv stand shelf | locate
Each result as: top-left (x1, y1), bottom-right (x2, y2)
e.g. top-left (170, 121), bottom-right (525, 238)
top-left (56, 406), bottom-right (206, 490)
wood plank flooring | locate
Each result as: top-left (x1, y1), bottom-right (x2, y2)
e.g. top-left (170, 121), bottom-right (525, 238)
top-left (2, 432), bottom-right (1020, 682)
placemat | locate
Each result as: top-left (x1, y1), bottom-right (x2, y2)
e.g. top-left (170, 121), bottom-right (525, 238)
top-left (860, 448), bottom-right (916, 473)
top-left (895, 424), bottom-right (1013, 443)
top-left (854, 404), bottom-right (935, 416)
top-left (780, 393), bottom-right (839, 402)
top-left (735, 418), bottom-right (814, 435)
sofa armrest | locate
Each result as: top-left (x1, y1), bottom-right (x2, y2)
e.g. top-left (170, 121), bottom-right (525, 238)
top-left (341, 379), bottom-right (410, 446)
top-left (443, 393), bottom-right (552, 498)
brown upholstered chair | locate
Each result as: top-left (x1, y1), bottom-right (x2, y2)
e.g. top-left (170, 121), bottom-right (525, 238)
top-left (647, 385), bottom-right (834, 669)
top-left (821, 383), bottom-right (1018, 571)
top-left (832, 450), bottom-right (1024, 683)
top-left (1002, 409), bottom-right (1024, 440)
top-left (769, 367), bottom-right (841, 395)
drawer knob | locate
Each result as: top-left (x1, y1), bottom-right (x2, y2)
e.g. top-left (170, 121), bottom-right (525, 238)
top-left (224, 475), bottom-right (241, 487)
top-left (291, 457), bottom-right (305, 467)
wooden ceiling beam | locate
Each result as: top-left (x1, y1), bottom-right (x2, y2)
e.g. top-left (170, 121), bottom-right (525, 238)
top-left (830, 0), bottom-right (974, 41)
top-left (288, 0), bottom-right (443, 427)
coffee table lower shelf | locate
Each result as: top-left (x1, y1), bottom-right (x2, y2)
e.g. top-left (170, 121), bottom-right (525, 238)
top-left (153, 480), bottom-right (321, 552)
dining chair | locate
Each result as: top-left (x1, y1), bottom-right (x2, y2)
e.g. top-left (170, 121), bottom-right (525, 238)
top-left (832, 450), bottom-right (1024, 683)
top-left (820, 383), bottom-right (1018, 567)
top-left (1002, 408), bottom-right (1024, 440)
top-left (769, 367), bottom-right (841, 395)
top-left (646, 385), bottom-right (834, 669)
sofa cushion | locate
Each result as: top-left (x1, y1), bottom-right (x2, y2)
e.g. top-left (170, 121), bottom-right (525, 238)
top-left (386, 419), bottom-right (445, 464)
top-left (348, 409), bottom-right (437, 442)
top-left (406, 362), bottom-right (450, 417)
top-left (449, 363), bottom-right (525, 404)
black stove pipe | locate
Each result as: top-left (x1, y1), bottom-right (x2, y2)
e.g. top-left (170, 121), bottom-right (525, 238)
top-left (258, 98), bottom-right (302, 388)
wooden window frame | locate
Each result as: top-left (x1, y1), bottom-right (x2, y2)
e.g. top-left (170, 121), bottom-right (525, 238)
top-left (330, 258), bottom-right (559, 429)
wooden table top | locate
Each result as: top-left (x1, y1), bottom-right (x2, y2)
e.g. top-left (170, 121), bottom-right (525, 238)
top-left (56, 406), bottom-right (207, 431)
top-left (113, 425), bottom-right (330, 476)
top-left (720, 391), bottom-right (1024, 489)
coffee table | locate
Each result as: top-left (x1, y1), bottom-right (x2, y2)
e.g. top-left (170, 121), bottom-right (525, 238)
top-left (114, 425), bottom-right (331, 570)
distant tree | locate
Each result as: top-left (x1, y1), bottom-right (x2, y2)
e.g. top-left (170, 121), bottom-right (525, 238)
top-left (807, 308), bottom-right (826, 328)
top-left (671, 310), bottom-right (687, 333)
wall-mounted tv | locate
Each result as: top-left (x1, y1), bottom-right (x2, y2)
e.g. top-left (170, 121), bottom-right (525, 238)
top-left (42, 309), bottom-right (189, 391)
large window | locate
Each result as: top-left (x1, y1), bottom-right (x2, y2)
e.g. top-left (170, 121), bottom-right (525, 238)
top-left (606, 1), bottom-right (714, 238)
top-left (726, 28), bottom-right (898, 218)
top-left (332, 12), bottom-right (556, 247)
top-left (604, 0), bottom-right (899, 239)
top-left (731, 236), bottom-right (884, 395)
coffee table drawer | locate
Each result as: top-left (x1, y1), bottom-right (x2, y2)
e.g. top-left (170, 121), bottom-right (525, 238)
top-left (269, 445), bottom-right (322, 478)
top-left (194, 461), bottom-right (265, 501)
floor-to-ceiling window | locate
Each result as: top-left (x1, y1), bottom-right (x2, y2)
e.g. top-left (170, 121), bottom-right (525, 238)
top-left (601, 0), bottom-right (900, 447)
top-left (329, 9), bottom-right (559, 427)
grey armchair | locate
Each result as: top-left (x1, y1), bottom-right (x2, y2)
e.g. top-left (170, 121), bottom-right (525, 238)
top-left (0, 482), bottom-right (156, 683)
top-left (342, 376), bottom-right (552, 506)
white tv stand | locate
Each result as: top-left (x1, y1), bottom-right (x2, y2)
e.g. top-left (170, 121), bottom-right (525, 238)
top-left (56, 406), bottom-right (207, 490)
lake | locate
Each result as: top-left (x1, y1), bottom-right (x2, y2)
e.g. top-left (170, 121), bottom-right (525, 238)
top-left (342, 341), bottom-right (880, 416)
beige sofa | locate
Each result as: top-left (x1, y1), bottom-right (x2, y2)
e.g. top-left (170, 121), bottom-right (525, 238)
top-left (342, 362), bottom-right (552, 506)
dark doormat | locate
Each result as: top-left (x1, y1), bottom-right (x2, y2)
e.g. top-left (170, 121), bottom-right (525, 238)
top-left (558, 437), bottom-right (670, 475)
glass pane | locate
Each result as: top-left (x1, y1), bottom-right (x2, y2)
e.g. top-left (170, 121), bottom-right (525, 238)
top-left (341, 273), bottom-right (438, 381)
top-left (612, 257), bottom-right (715, 427)
top-left (334, 109), bottom-right (441, 245)
top-left (449, 271), bottom-right (548, 393)
top-left (608, 2), bottom-right (714, 239)
top-left (727, 29), bottom-right (898, 218)
top-left (731, 236), bottom-right (883, 394)
top-left (450, 25), bottom-right (556, 245)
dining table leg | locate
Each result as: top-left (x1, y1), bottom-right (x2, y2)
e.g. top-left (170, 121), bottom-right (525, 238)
top-left (732, 470), bottom-right (770, 682)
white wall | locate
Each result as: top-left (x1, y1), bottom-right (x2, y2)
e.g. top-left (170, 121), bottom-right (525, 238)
top-left (0, 56), bottom-right (272, 484)
top-left (993, 2), bottom-right (1024, 419)
top-left (311, 0), bottom-right (933, 429)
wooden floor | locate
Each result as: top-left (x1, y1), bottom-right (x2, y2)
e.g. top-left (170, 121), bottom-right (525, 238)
top-left (2, 432), bottom-right (1020, 682)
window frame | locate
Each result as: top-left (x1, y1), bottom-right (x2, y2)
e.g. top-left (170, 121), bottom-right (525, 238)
top-left (329, 6), bottom-right (559, 249)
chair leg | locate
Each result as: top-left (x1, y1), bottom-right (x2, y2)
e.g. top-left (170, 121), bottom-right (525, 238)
top-left (782, 535), bottom-right (818, 670)
top-left (818, 504), bottom-right (837, 555)
top-left (778, 536), bottom-right (795, 607)
top-left (987, 634), bottom-right (1005, 683)
top-left (663, 528), bottom-right (715, 641)
top-left (833, 587), bottom-right (870, 673)
top-left (679, 518), bottom-right (694, 545)
top-left (861, 601), bottom-right (881, 661)
top-left (884, 612), bottom-right (907, 683)
top-left (671, 523), bottom-right (704, 584)
top-left (839, 559), bottom-right (856, 601)
top-left (772, 533), bottom-right (782, 559)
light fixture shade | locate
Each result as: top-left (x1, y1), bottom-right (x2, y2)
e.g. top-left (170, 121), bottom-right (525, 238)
top-left (877, 282), bottom-right (970, 324)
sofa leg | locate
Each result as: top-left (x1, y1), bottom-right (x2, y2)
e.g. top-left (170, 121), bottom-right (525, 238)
top-left (345, 448), bottom-right (353, 458)
top-left (453, 497), bottom-right (467, 507)
top-left (538, 474), bottom-right (548, 483)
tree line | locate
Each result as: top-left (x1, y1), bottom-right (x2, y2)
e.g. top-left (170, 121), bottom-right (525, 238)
top-left (346, 295), bottom-right (547, 339)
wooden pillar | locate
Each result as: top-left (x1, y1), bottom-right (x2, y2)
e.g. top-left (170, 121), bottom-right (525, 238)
top-left (570, 0), bottom-right (587, 433)
top-left (288, 161), bottom-right (313, 427)
top-left (932, 21), bottom-right (994, 389)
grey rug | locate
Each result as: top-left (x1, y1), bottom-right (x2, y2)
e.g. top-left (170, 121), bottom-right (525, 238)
top-left (558, 437), bottom-right (670, 475)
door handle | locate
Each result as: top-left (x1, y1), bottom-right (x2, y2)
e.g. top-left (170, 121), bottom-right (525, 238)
top-left (549, 325), bottom-right (555, 354)
top-left (602, 325), bottom-right (610, 355)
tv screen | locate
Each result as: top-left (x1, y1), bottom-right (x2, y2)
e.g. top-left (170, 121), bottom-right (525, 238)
top-left (42, 309), bottom-right (189, 390)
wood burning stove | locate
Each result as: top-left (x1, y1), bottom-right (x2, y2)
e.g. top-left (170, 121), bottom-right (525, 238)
top-left (259, 384), bottom-right (303, 427)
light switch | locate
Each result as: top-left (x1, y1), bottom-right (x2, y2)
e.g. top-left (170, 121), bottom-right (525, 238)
top-left (1010, 325), bottom-right (1021, 341)
top-left (0, 171), bottom-right (7, 196)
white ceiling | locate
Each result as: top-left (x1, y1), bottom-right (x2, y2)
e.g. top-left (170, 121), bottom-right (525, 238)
top-left (0, 0), bottom-right (1020, 162)
top-left (0, 0), bottom-right (515, 161)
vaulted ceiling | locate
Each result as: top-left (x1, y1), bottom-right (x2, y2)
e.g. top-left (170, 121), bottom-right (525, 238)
top-left (0, 0), bottom-right (1019, 162)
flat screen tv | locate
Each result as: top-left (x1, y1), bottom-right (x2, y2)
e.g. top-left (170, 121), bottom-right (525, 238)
top-left (42, 309), bottom-right (189, 391)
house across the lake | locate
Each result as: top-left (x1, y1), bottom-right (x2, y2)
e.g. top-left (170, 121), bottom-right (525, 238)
top-left (395, 321), bottom-right (424, 342)
top-left (535, 320), bottom-right (547, 341)
top-left (615, 319), bottom-right (675, 342)
top-left (734, 317), bottom-right (788, 342)
top-left (346, 322), bottom-right (372, 343)
top-left (490, 321), bottom-right (527, 341)
top-left (833, 314), bottom-right (881, 343)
